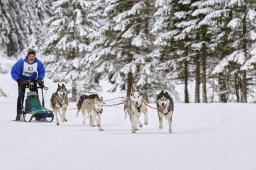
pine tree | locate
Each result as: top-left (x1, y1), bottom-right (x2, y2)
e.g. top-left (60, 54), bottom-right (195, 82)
top-left (0, 0), bottom-right (52, 57)
top-left (212, 0), bottom-right (256, 103)
top-left (43, 0), bottom-right (100, 98)
top-left (87, 0), bottom-right (153, 96)
top-left (151, 0), bottom-right (187, 101)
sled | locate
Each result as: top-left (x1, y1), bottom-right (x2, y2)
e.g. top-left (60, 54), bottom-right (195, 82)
top-left (22, 85), bottom-right (54, 122)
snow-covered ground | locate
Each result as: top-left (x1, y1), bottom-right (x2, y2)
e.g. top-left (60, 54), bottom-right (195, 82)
top-left (1, 73), bottom-right (256, 170)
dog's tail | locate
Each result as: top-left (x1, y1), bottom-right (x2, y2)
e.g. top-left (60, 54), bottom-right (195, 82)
top-left (76, 100), bottom-right (83, 116)
top-left (124, 102), bottom-right (127, 119)
top-left (76, 95), bottom-right (88, 116)
top-left (50, 93), bottom-right (55, 109)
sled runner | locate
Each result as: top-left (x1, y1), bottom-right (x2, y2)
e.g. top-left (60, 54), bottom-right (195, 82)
top-left (21, 84), bottom-right (54, 122)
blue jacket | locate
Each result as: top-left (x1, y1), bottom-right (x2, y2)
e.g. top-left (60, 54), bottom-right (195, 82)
top-left (11, 56), bottom-right (45, 81)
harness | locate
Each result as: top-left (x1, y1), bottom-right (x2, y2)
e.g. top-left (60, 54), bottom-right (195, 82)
top-left (55, 93), bottom-right (66, 108)
top-left (160, 105), bottom-right (170, 115)
top-left (137, 106), bottom-right (141, 112)
top-left (91, 103), bottom-right (102, 114)
top-left (130, 99), bottom-right (142, 112)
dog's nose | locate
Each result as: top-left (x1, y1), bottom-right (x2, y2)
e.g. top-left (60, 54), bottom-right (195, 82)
top-left (162, 103), bottom-right (164, 106)
top-left (136, 102), bottom-right (139, 105)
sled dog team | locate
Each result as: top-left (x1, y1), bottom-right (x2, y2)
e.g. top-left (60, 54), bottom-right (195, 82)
top-left (51, 84), bottom-right (174, 133)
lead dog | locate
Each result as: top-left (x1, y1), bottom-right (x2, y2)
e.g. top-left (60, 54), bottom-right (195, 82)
top-left (77, 94), bottom-right (104, 131)
top-left (124, 87), bottom-right (148, 133)
top-left (50, 84), bottom-right (68, 125)
top-left (156, 90), bottom-right (174, 133)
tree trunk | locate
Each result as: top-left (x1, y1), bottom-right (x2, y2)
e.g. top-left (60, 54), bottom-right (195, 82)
top-left (184, 60), bottom-right (189, 103)
top-left (240, 4), bottom-right (247, 103)
top-left (195, 57), bottom-right (200, 103)
top-left (202, 46), bottom-right (207, 103)
top-left (218, 73), bottom-right (228, 103)
top-left (234, 72), bottom-right (240, 102)
top-left (71, 79), bottom-right (77, 102)
top-left (70, 47), bottom-right (76, 102)
top-left (240, 71), bottom-right (247, 103)
top-left (127, 72), bottom-right (133, 97)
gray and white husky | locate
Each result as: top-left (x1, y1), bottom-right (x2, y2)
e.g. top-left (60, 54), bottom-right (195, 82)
top-left (77, 94), bottom-right (104, 131)
top-left (50, 83), bottom-right (68, 125)
top-left (124, 87), bottom-right (148, 133)
top-left (156, 90), bottom-right (174, 133)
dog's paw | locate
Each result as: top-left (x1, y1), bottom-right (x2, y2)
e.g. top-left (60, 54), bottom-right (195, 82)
top-left (56, 122), bottom-right (60, 126)
top-left (139, 124), bottom-right (142, 128)
top-left (90, 121), bottom-right (95, 127)
top-left (100, 128), bottom-right (104, 131)
top-left (159, 125), bottom-right (163, 129)
top-left (144, 121), bottom-right (148, 125)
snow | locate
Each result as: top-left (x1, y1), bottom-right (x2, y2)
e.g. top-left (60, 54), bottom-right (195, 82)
top-left (249, 30), bottom-right (256, 41)
top-left (227, 0), bottom-right (245, 7)
top-left (1, 74), bottom-right (256, 170)
top-left (192, 7), bottom-right (213, 17)
top-left (0, 55), bottom-right (13, 74)
top-left (212, 50), bottom-right (246, 74)
top-left (247, 9), bottom-right (256, 21)
top-left (174, 11), bottom-right (187, 19)
top-left (227, 18), bottom-right (242, 30)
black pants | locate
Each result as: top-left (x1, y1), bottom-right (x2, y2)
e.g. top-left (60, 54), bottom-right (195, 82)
top-left (17, 81), bottom-right (38, 115)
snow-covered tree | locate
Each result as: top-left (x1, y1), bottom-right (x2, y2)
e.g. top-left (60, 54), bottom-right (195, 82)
top-left (199, 0), bottom-right (234, 102)
top-left (86, 0), bottom-right (153, 96)
top-left (152, 0), bottom-right (197, 102)
top-left (43, 0), bottom-right (101, 99)
top-left (0, 0), bottom-right (52, 58)
top-left (212, 0), bottom-right (256, 103)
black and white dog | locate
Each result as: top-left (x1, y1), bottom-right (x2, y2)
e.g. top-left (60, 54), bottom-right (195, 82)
top-left (50, 84), bottom-right (68, 125)
top-left (124, 87), bottom-right (148, 133)
top-left (156, 90), bottom-right (174, 133)
top-left (77, 94), bottom-right (104, 131)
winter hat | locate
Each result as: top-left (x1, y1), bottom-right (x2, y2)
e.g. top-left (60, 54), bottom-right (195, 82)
top-left (28, 49), bottom-right (36, 56)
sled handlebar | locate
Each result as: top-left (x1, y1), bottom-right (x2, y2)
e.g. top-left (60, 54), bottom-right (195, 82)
top-left (24, 85), bottom-right (48, 90)
top-left (36, 86), bottom-right (48, 90)
top-left (23, 81), bottom-right (48, 90)
top-left (35, 86), bottom-right (48, 90)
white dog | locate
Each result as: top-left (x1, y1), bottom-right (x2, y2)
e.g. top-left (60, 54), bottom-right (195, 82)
top-left (156, 90), bottom-right (174, 133)
top-left (124, 87), bottom-right (148, 133)
top-left (50, 84), bottom-right (68, 125)
top-left (77, 95), bottom-right (104, 131)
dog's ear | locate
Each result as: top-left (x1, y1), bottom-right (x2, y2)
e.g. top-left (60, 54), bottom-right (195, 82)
top-left (62, 84), bottom-right (66, 89)
top-left (165, 91), bottom-right (171, 99)
top-left (157, 90), bottom-right (164, 99)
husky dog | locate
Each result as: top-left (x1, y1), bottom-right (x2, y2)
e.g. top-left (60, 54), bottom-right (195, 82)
top-left (124, 87), bottom-right (148, 133)
top-left (77, 94), bottom-right (104, 131)
top-left (50, 84), bottom-right (68, 125)
top-left (156, 90), bottom-right (174, 133)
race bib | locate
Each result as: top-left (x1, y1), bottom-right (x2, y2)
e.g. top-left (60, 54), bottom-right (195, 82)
top-left (23, 62), bottom-right (38, 76)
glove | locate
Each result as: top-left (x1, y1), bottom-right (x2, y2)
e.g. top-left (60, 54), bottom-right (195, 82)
top-left (17, 78), bottom-right (29, 86)
top-left (36, 78), bottom-right (44, 87)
